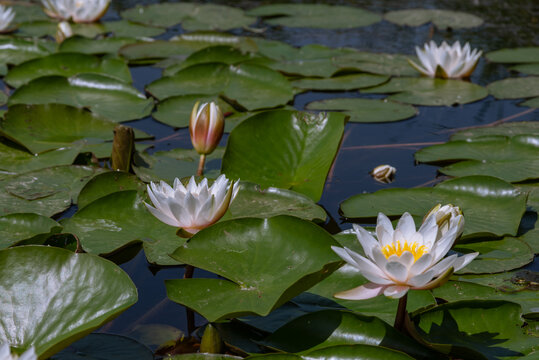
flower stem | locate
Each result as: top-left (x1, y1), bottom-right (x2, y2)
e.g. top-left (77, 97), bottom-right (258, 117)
top-left (197, 154), bottom-right (206, 176)
top-left (184, 265), bottom-right (195, 335)
top-left (394, 293), bottom-right (408, 332)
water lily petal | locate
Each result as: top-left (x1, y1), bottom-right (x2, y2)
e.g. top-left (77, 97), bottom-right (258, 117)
top-left (396, 212), bottom-right (416, 239)
top-left (409, 253), bottom-right (433, 277)
top-left (353, 224), bottom-right (378, 259)
top-left (383, 285), bottom-right (410, 299)
top-left (145, 203), bottom-right (180, 227)
top-left (385, 261), bottom-right (408, 283)
top-left (335, 283), bottom-right (386, 300)
top-left (453, 252), bottom-right (479, 272)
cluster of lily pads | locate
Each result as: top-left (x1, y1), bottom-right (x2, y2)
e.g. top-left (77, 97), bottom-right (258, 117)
top-left (0, 1), bottom-right (537, 359)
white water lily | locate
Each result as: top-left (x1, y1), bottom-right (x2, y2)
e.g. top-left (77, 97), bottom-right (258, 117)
top-left (55, 21), bottom-right (73, 43)
top-left (145, 175), bottom-right (240, 236)
top-left (0, 344), bottom-right (37, 360)
top-left (370, 164), bottom-right (396, 184)
top-left (0, 5), bottom-right (15, 33)
top-left (41, 0), bottom-right (110, 23)
top-left (331, 209), bottom-right (478, 300)
top-left (423, 203), bottom-right (464, 239)
top-left (409, 41), bottom-right (482, 79)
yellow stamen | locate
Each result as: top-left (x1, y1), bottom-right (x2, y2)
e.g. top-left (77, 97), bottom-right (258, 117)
top-left (381, 241), bottom-right (428, 262)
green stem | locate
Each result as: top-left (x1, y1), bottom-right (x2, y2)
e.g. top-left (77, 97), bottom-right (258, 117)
top-left (184, 265), bottom-right (195, 335)
top-left (197, 154), bottom-right (206, 177)
top-left (394, 293), bottom-right (408, 332)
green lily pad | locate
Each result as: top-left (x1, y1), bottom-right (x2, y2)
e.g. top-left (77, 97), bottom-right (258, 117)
top-left (333, 52), bottom-right (420, 77)
top-left (166, 355), bottom-right (241, 360)
top-left (133, 148), bottom-right (224, 183)
top-left (147, 63), bottom-right (293, 111)
top-left (306, 98), bottom-right (417, 123)
top-left (247, 4), bottom-right (381, 29)
top-left (1, 104), bottom-right (119, 154)
top-left (262, 310), bottom-right (439, 359)
top-left (384, 9), bottom-right (483, 29)
top-left (450, 122), bottom-right (539, 140)
top-left (410, 301), bottom-right (536, 359)
top-left (340, 176), bottom-right (527, 237)
top-left (293, 74), bottom-right (389, 91)
top-left (59, 36), bottom-right (139, 55)
top-left (0, 92), bottom-right (6, 106)
top-left (440, 159), bottom-right (539, 182)
top-left (0, 140), bottom-right (81, 174)
top-left (166, 216), bottom-right (342, 322)
top-left (454, 236), bottom-right (534, 274)
top-left (61, 190), bottom-right (184, 265)
top-left (76, 171), bottom-right (146, 210)
top-left (0, 38), bottom-right (51, 65)
top-left (249, 344), bottom-right (415, 359)
top-left (12, 3), bottom-right (49, 23)
top-left (510, 63), bottom-right (539, 75)
top-left (153, 94), bottom-right (236, 128)
top-left (121, 3), bottom-right (255, 31)
top-left (17, 20), bottom-right (105, 38)
top-left (5, 53), bottom-right (132, 87)
top-left (222, 110), bottom-right (346, 202)
top-left (0, 246), bottom-right (137, 359)
top-left (50, 333), bottom-right (153, 360)
top-left (223, 182), bottom-right (327, 222)
top-left (488, 77), bottom-right (539, 100)
top-left (363, 77), bottom-right (488, 106)
top-left (0, 213), bottom-right (62, 249)
top-left (453, 269), bottom-right (539, 293)
top-left (486, 47), bottom-right (539, 63)
top-left (9, 74), bottom-right (154, 122)
top-left (520, 97), bottom-right (539, 108)
top-left (103, 20), bottom-right (165, 38)
top-left (0, 165), bottom-right (106, 217)
top-left (308, 264), bottom-right (436, 324)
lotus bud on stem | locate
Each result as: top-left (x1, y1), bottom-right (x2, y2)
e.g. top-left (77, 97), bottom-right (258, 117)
top-left (200, 323), bottom-right (223, 354)
top-left (190, 101), bottom-right (224, 176)
top-left (111, 125), bottom-right (134, 172)
top-left (55, 21), bottom-right (73, 43)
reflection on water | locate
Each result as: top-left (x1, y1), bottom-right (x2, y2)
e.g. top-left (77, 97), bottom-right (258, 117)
top-left (98, 0), bottom-right (538, 337)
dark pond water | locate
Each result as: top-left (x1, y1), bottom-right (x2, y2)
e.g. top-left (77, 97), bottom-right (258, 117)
top-left (68, 0), bottom-right (539, 341)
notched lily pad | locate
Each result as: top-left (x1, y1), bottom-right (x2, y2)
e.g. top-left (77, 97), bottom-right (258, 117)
top-left (384, 9), bottom-right (483, 29)
top-left (0, 213), bottom-right (62, 249)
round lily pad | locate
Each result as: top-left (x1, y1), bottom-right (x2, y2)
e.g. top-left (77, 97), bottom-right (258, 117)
top-left (451, 121), bottom-right (539, 140)
top-left (0, 38), bottom-right (51, 65)
top-left (59, 36), bottom-right (139, 55)
top-left (510, 63), bottom-right (539, 75)
top-left (486, 47), bottom-right (539, 63)
top-left (103, 20), bottom-right (165, 38)
top-left (333, 52), bottom-right (420, 77)
top-left (247, 4), bottom-right (382, 29)
top-left (521, 97), bottom-right (539, 108)
top-left (488, 76), bottom-right (539, 100)
top-left (9, 74), bottom-right (154, 122)
top-left (0, 213), bottom-right (62, 249)
top-left (306, 98), bottom-right (417, 123)
top-left (384, 9), bottom-right (483, 29)
top-left (0, 245), bottom-right (138, 359)
top-left (363, 77), bottom-right (488, 106)
top-left (293, 74), bottom-right (389, 91)
top-left (441, 159), bottom-right (539, 182)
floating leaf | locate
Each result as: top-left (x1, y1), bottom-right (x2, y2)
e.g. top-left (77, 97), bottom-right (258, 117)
top-left (510, 63), bottom-right (539, 76)
top-left (521, 97), bottom-right (539, 108)
top-left (0, 213), bottom-right (62, 249)
top-left (440, 159), bottom-right (539, 182)
top-left (0, 92), bottom-right (6, 106)
top-left (103, 20), bottom-right (165, 38)
top-left (166, 216), bottom-right (342, 322)
top-left (410, 301), bottom-right (536, 359)
top-left (59, 36), bottom-right (139, 55)
top-left (11, 3), bottom-right (49, 23)
top-left (222, 110), bottom-right (346, 202)
top-left (488, 76), bottom-right (539, 99)
top-left (293, 74), bottom-right (389, 91)
top-left (0, 165), bottom-right (106, 216)
top-left (249, 344), bottom-right (415, 359)
top-left (0, 246), bottom-right (137, 359)
top-left (384, 9), bottom-right (483, 29)
top-left (0, 38), bottom-right (51, 65)
top-left (363, 77), bottom-right (488, 106)
top-left (9, 74), bottom-right (154, 122)
top-left (450, 121), bottom-right (539, 140)
top-left (333, 52), bottom-right (420, 77)
top-left (147, 63), bottom-right (294, 111)
top-left (306, 98), bottom-right (417, 123)
top-left (486, 47), bottom-right (539, 63)
top-left (17, 20), bottom-right (105, 38)
top-left (51, 333), bottom-right (153, 360)
top-left (247, 4), bottom-right (381, 29)
top-left (340, 176), bottom-right (527, 237)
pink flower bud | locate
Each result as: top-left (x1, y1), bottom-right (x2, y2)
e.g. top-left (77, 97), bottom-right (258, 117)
top-left (190, 101), bottom-right (225, 155)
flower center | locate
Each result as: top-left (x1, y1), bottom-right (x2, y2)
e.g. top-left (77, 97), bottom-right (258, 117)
top-left (381, 241), bottom-right (428, 262)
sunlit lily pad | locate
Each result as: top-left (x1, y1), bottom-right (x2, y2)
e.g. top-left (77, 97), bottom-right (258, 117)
top-left (59, 36), bottom-right (139, 55)
top-left (121, 3), bottom-right (255, 31)
top-left (103, 20), bottom-right (165, 38)
top-left (0, 38), bottom-right (51, 65)
top-left (247, 4), bottom-right (381, 29)
top-left (450, 121), bottom-right (539, 140)
top-left (0, 246), bottom-right (138, 359)
top-left (340, 176), bottom-right (527, 237)
top-left (333, 52), bottom-right (420, 77)
top-left (261, 310), bottom-right (439, 359)
top-left (384, 9), bottom-right (483, 29)
top-left (5, 53), bottom-right (132, 87)
top-left (222, 110), bottom-right (346, 202)
top-left (166, 216), bottom-right (342, 322)
top-left (306, 98), bottom-right (417, 123)
top-left (488, 76), bottom-right (539, 99)
top-left (410, 301), bottom-right (536, 359)
top-left (9, 74), bottom-right (154, 122)
top-left (363, 77), bottom-right (488, 106)
top-left (0, 165), bottom-right (106, 216)
top-left (0, 213), bottom-right (62, 249)
top-left (440, 159), bottom-right (539, 182)
top-left (147, 63), bottom-right (294, 111)
top-left (293, 74), bottom-right (389, 91)
top-left (486, 47), bottom-right (539, 63)
top-left (50, 333), bottom-right (153, 360)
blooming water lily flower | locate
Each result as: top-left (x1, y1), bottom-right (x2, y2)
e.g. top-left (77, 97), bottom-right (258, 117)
top-left (145, 175), bottom-right (239, 236)
top-left (331, 208), bottom-right (478, 299)
top-left (0, 5), bottom-right (15, 33)
top-left (409, 41), bottom-right (482, 79)
top-left (190, 101), bottom-right (225, 156)
top-left (0, 343), bottom-right (37, 360)
top-left (41, 0), bottom-right (110, 23)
